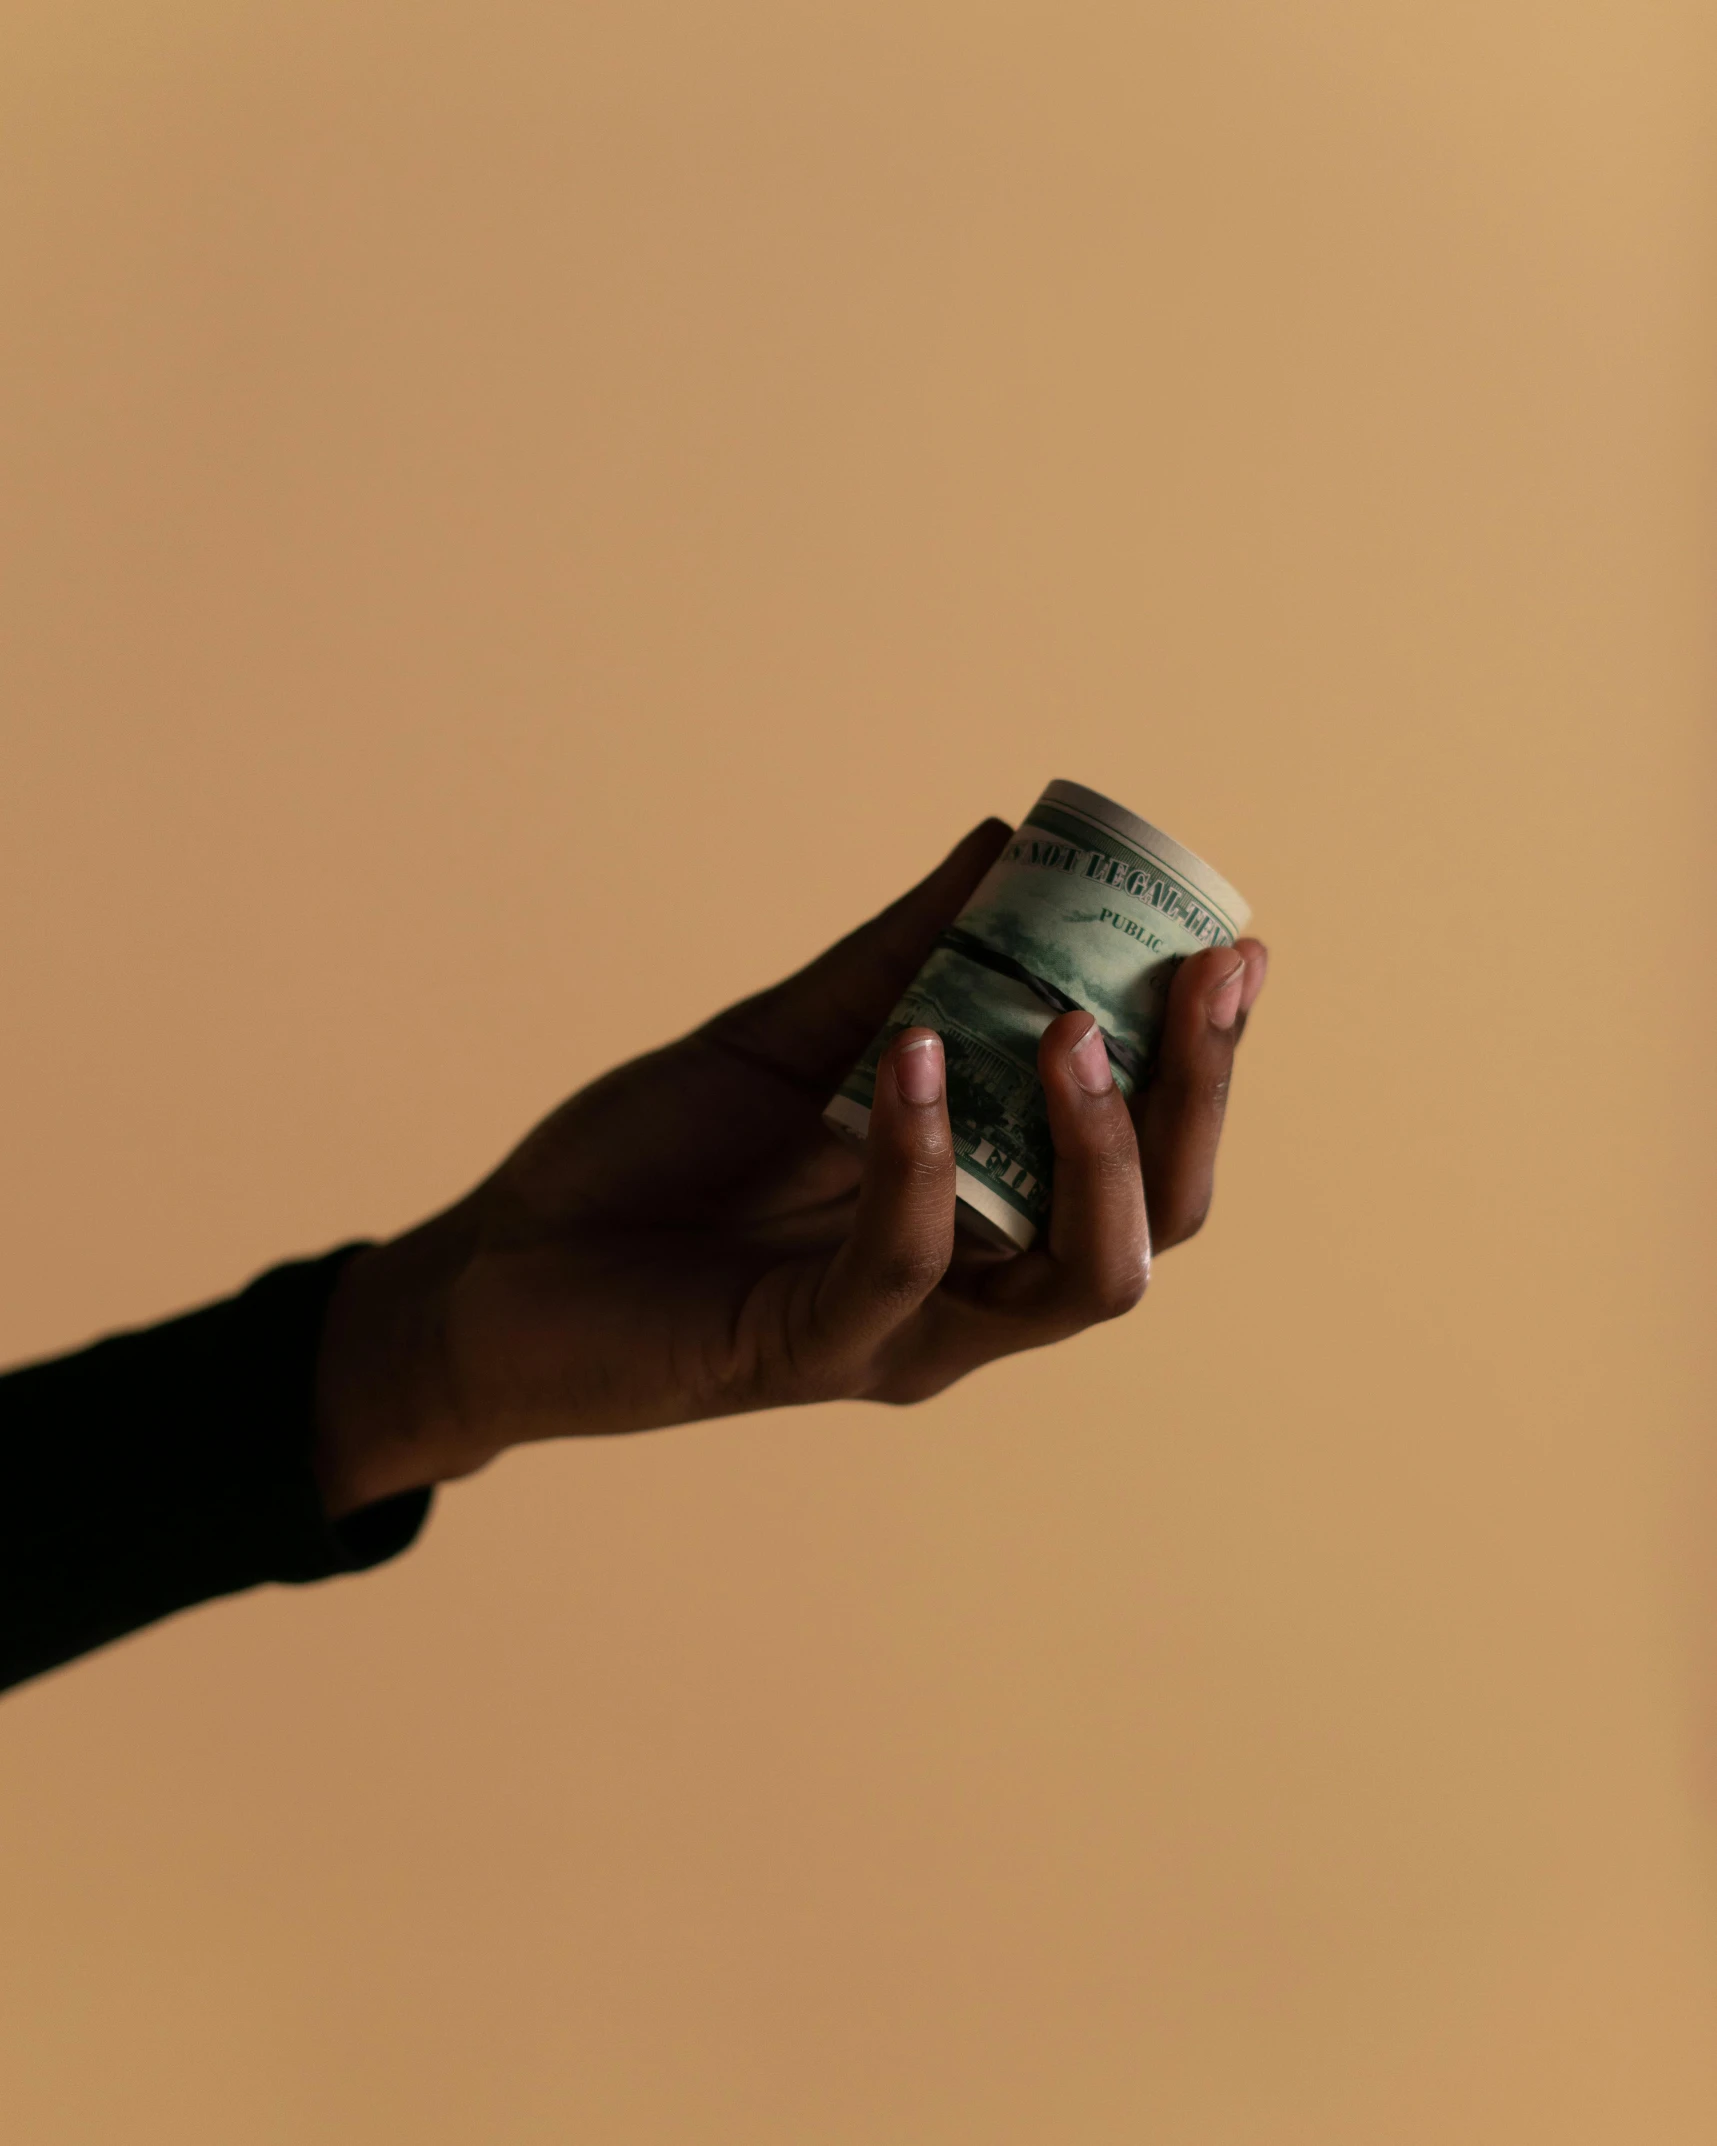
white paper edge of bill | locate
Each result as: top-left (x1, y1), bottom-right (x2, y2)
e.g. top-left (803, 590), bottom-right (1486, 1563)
top-left (1040, 777), bottom-right (1252, 936)
top-left (821, 1093), bottom-right (1038, 1252)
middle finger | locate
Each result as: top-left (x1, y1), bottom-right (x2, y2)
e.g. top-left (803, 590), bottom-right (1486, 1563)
top-left (974, 1009), bottom-right (1150, 1330)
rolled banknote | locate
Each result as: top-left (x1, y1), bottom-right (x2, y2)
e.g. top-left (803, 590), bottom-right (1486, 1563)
top-left (823, 780), bottom-right (1251, 1251)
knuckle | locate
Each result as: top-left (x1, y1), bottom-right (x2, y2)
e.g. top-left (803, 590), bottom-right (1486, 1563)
top-left (1092, 1259), bottom-right (1150, 1320)
top-left (793, 1360), bottom-right (855, 1407)
top-left (762, 1348), bottom-right (851, 1411)
top-left (874, 1363), bottom-right (959, 1408)
top-left (776, 1309), bottom-right (859, 1404)
top-left (902, 1142), bottom-right (955, 1190)
top-left (1095, 1140), bottom-right (1143, 1193)
top-left (870, 1243), bottom-right (948, 1307)
top-left (878, 1132), bottom-right (953, 1188)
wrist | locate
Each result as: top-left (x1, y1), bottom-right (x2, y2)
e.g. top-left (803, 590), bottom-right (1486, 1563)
top-left (312, 1202), bottom-right (485, 1519)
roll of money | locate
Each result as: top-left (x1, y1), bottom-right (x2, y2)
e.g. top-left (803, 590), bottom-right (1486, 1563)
top-left (824, 779), bottom-right (1251, 1251)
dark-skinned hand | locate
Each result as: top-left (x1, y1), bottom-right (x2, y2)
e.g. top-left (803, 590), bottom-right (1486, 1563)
top-left (314, 819), bottom-right (1268, 1516)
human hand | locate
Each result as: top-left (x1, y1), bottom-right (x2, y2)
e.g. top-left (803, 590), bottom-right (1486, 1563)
top-left (314, 821), bottom-right (1268, 1516)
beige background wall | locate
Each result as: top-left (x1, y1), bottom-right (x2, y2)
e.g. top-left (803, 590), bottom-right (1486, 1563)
top-left (2, 3), bottom-right (1715, 2139)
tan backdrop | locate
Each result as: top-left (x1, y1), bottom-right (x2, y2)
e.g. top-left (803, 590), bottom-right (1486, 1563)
top-left (2, 3), bottom-right (1715, 2139)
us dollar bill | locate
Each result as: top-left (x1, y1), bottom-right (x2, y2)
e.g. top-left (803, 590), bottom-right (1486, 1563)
top-left (824, 780), bottom-right (1251, 1250)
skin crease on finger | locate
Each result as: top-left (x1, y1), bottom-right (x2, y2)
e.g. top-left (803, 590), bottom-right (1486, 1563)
top-left (311, 830), bottom-right (1268, 1518)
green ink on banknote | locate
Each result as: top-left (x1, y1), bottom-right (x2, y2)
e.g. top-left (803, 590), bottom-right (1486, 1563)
top-left (824, 779), bottom-right (1251, 1251)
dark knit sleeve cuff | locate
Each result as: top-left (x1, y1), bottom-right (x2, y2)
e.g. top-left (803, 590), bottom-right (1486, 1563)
top-left (229, 1244), bottom-right (435, 1586)
top-left (0, 1243), bottom-right (434, 1692)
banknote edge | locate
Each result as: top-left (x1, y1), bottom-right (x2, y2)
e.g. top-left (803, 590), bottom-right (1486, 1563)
top-left (821, 1094), bottom-right (1039, 1251)
top-left (1039, 778), bottom-right (1252, 934)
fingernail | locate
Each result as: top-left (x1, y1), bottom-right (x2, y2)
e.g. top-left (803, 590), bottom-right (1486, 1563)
top-left (894, 1031), bottom-right (943, 1105)
top-left (1070, 1019), bottom-right (1114, 1094)
top-left (1208, 952), bottom-right (1247, 1031)
top-left (1239, 944), bottom-right (1268, 1015)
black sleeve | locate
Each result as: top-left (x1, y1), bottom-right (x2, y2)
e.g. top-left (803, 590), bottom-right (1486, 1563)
top-left (0, 1244), bottom-right (433, 1694)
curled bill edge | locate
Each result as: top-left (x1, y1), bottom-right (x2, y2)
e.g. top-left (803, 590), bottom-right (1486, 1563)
top-left (1041, 779), bottom-right (1252, 939)
top-left (822, 1090), bottom-right (1037, 1252)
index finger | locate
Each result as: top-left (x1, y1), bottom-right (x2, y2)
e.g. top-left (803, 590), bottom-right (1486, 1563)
top-left (700, 820), bottom-right (1011, 1098)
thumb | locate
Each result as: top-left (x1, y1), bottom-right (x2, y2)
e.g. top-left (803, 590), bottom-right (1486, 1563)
top-left (699, 817), bottom-right (1010, 1096)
